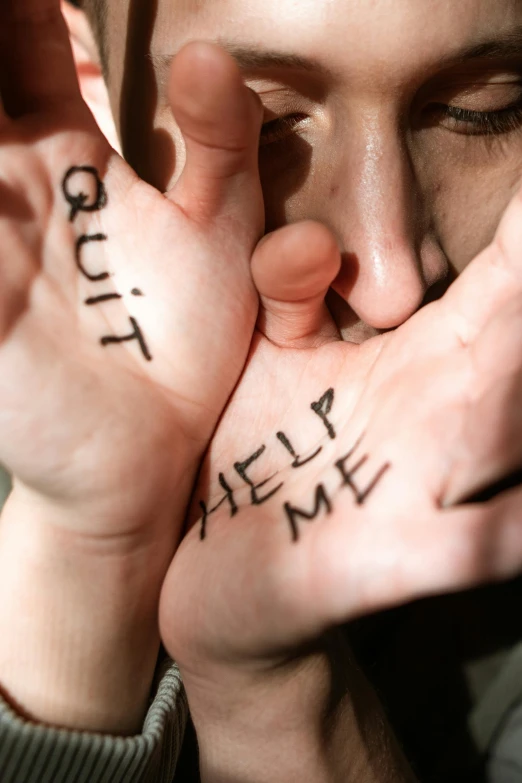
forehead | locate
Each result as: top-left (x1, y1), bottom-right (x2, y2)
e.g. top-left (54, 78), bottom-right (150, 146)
top-left (149, 0), bottom-right (522, 69)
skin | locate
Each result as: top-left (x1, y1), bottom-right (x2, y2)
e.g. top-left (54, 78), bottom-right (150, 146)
top-left (86, 2), bottom-right (522, 776)
top-left (1, 3), bottom-right (522, 781)
top-left (103, 0), bottom-right (522, 340)
top-left (0, 6), bottom-right (414, 780)
top-left (0, 3), bottom-right (266, 735)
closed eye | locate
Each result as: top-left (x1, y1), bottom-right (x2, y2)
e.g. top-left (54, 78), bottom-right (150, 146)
top-left (427, 101), bottom-right (522, 135)
top-left (260, 113), bottom-right (309, 146)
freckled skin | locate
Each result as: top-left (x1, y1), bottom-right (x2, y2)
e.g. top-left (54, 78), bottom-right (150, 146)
top-left (104, 0), bottom-right (522, 339)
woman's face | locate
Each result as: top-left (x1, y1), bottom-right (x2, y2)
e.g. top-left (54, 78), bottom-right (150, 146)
top-left (106, 0), bottom-right (522, 339)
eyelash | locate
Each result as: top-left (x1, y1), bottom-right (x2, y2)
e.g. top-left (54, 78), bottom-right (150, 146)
top-left (259, 101), bottom-right (522, 147)
top-left (260, 114), bottom-right (308, 146)
top-left (433, 101), bottom-right (522, 135)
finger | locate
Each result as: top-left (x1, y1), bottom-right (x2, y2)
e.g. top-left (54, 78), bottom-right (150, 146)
top-left (398, 493), bottom-right (522, 601)
top-left (0, 0), bottom-right (82, 117)
top-left (310, 488), bottom-right (522, 629)
top-left (63, 0), bottom-right (119, 150)
top-left (168, 42), bottom-right (263, 229)
top-left (252, 221), bottom-right (342, 349)
top-left (162, 480), bottom-right (522, 660)
top-left (441, 298), bottom-right (522, 506)
top-left (441, 185), bottom-right (522, 343)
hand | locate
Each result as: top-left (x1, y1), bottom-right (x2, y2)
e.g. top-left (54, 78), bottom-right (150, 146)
top-left (0, 10), bottom-right (263, 524)
top-left (0, 0), bottom-right (264, 731)
top-left (60, 0), bottom-right (120, 150)
top-left (61, 14), bottom-right (420, 776)
top-left (160, 201), bottom-right (522, 711)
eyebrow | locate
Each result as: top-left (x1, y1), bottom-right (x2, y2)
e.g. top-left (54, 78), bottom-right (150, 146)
top-left (150, 29), bottom-right (522, 77)
top-left (218, 43), bottom-right (328, 73)
top-left (149, 43), bottom-right (329, 75)
top-left (457, 29), bottom-right (522, 62)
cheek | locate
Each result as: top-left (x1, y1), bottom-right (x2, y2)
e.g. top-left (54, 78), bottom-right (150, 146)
top-left (260, 135), bottom-right (332, 230)
top-left (415, 135), bottom-right (522, 273)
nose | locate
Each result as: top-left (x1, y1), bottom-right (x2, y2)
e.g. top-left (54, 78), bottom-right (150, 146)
top-left (327, 119), bottom-right (448, 330)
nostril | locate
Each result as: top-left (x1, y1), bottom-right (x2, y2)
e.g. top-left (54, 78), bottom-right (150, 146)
top-left (421, 265), bottom-right (458, 307)
top-left (360, 291), bottom-right (427, 329)
top-left (330, 245), bottom-right (428, 329)
top-left (331, 251), bottom-right (360, 300)
top-left (330, 232), bottom-right (454, 329)
top-left (347, 266), bottom-right (427, 330)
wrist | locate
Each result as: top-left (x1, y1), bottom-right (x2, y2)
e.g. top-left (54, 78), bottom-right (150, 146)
top-left (180, 632), bottom-right (414, 783)
top-left (187, 659), bottom-right (351, 783)
top-left (0, 489), bottom-right (173, 735)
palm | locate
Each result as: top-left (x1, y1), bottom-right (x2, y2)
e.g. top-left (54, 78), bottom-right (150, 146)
top-left (162, 191), bottom-right (522, 672)
top-left (0, 4), bottom-right (262, 536)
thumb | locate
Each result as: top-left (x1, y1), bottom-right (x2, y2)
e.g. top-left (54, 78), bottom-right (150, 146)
top-left (252, 221), bottom-right (342, 349)
top-left (168, 42), bottom-right (263, 229)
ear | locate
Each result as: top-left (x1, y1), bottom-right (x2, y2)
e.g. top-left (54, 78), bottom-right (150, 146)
top-left (61, 0), bottom-right (120, 152)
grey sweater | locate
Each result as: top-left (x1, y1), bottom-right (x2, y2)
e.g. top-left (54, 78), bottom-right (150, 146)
top-left (0, 658), bottom-right (187, 783)
top-left (0, 472), bottom-right (189, 783)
